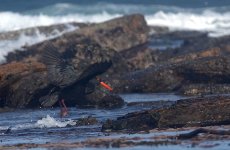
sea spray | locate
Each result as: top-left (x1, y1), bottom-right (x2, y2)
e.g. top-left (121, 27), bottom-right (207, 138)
top-left (0, 24), bottom-right (77, 62)
top-left (35, 115), bottom-right (76, 128)
top-left (0, 11), bottom-right (120, 32)
top-left (0, 3), bottom-right (230, 62)
top-left (0, 115), bottom-right (76, 131)
top-left (146, 10), bottom-right (230, 37)
top-left (0, 3), bottom-right (230, 37)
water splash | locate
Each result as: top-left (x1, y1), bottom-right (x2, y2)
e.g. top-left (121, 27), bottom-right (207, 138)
top-left (35, 115), bottom-right (76, 128)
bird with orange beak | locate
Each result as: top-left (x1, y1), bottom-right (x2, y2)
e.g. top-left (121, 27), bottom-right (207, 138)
top-left (40, 42), bottom-right (113, 117)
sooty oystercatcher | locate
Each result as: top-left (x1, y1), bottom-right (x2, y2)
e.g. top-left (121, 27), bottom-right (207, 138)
top-left (41, 42), bottom-right (113, 117)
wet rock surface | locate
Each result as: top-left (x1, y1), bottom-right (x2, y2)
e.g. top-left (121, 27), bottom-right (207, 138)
top-left (74, 116), bottom-right (98, 126)
top-left (102, 95), bottom-right (230, 131)
top-left (0, 61), bottom-right (46, 107)
top-left (112, 55), bottom-right (230, 93)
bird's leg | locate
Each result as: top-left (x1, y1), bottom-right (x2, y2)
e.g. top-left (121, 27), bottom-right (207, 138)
top-left (59, 99), bottom-right (68, 117)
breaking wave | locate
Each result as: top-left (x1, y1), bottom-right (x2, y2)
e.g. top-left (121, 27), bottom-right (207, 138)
top-left (0, 3), bottom-right (230, 61)
top-left (146, 10), bottom-right (230, 37)
top-left (0, 11), bottom-right (120, 32)
top-left (0, 115), bottom-right (76, 132)
top-left (0, 3), bottom-right (229, 37)
top-left (0, 23), bottom-right (77, 62)
top-left (35, 115), bottom-right (76, 128)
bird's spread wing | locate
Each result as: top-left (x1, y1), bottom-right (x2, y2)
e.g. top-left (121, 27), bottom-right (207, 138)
top-left (39, 93), bottom-right (59, 107)
top-left (42, 42), bottom-right (77, 87)
top-left (78, 60), bottom-right (112, 83)
top-left (42, 42), bottom-right (112, 88)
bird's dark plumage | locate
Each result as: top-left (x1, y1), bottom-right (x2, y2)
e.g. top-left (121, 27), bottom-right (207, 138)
top-left (40, 42), bottom-right (112, 107)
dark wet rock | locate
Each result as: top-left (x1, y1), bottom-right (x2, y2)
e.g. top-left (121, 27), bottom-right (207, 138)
top-left (120, 41), bottom-right (221, 73)
top-left (102, 95), bottom-right (230, 131)
top-left (76, 14), bottom-right (149, 52)
top-left (95, 94), bottom-right (125, 108)
top-left (4, 127), bottom-right (11, 134)
top-left (138, 46), bottom-right (218, 72)
top-left (102, 113), bottom-right (158, 131)
top-left (78, 90), bottom-right (125, 108)
top-left (0, 61), bottom-right (47, 108)
top-left (119, 44), bottom-right (155, 71)
top-left (177, 84), bottom-right (230, 96)
top-left (165, 47), bottom-right (222, 64)
top-left (112, 55), bottom-right (230, 93)
top-left (74, 116), bottom-right (98, 126)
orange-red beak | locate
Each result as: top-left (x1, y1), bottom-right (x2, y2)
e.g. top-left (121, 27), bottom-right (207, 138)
top-left (99, 81), bottom-right (113, 91)
top-left (96, 77), bottom-right (113, 92)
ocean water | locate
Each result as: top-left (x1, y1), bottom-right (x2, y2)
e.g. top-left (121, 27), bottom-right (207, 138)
top-left (0, 0), bottom-right (230, 35)
top-left (0, 94), bottom-right (178, 146)
top-left (0, 0), bottom-right (230, 62)
top-left (1, 94), bottom-right (228, 149)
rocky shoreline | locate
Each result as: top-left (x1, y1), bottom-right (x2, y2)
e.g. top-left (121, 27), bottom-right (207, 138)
top-left (1, 125), bottom-right (230, 149)
top-left (102, 95), bottom-right (230, 131)
top-left (2, 14), bottom-right (230, 108)
top-left (0, 14), bottom-right (230, 148)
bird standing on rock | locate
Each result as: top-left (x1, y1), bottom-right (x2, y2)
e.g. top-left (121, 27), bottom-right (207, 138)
top-left (41, 42), bottom-right (113, 117)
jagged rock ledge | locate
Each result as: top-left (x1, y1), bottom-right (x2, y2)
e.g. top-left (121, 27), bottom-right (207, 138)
top-left (102, 95), bottom-right (230, 131)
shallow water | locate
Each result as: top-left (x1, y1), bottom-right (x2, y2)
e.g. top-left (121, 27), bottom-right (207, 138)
top-left (148, 37), bottom-right (184, 50)
top-left (0, 93), bottom-right (229, 149)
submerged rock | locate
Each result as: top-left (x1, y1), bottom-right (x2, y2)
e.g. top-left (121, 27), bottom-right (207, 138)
top-left (102, 95), bottom-right (230, 131)
top-left (74, 116), bottom-right (98, 126)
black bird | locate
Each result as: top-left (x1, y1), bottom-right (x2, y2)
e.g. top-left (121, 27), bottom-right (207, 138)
top-left (40, 42), bottom-right (113, 117)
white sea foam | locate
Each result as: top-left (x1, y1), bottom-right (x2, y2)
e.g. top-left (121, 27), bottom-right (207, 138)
top-left (146, 10), bottom-right (230, 37)
top-left (0, 24), bottom-right (77, 62)
top-left (35, 115), bottom-right (76, 128)
top-left (0, 115), bottom-right (76, 131)
top-left (0, 9), bottom-right (230, 37)
top-left (0, 11), bottom-right (121, 32)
